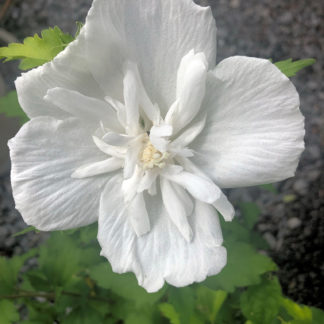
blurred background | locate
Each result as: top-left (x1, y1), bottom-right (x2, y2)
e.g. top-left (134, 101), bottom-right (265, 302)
top-left (0, 0), bottom-right (323, 308)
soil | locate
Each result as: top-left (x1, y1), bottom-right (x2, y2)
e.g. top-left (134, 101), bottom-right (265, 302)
top-left (0, 0), bottom-right (323, 308)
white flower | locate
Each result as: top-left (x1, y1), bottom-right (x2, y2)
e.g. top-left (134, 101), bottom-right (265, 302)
top-left (9, 0), bottom-right (304, 292)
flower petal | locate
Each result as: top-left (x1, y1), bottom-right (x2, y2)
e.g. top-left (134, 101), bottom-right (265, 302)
top-left (212, 192), bottom-right (235, 222)
top-left (191, 56), bottom-right (305, 188)
top-left (92, 136), bottom-right (126, 158)
top-left (98, 176), bottom-right (226, 292)
top-left (71, 158), bottom-right (123, 179)
top-left (162, 168), bottom-right (221, 204)
top-left (84, 0), bottom-right (216, 114)
top-left (44, 87), bottom-right (122, 132)
top-left (8, 117), bottom-right (110, 231)
top-left (15, 31), bottom-right (105, 119)
top-left (170, 113), bottom-right (206, 150)
top-left (128, 193), bottom-right (151, 237)
top-left (160, 178), bottom-right (193, 242)
top-left (165, 51), bottom-right (208, 133)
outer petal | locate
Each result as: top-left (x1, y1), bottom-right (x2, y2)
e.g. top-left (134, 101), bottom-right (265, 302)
top-left (98, 176), bottom-right (226, 293)
top-left (191, 56), bottom-right (305, 188)
top-left (85, 0), bottom-right (216, 113)
top-left (15, 31), bottom-right (105, 120)
top-left (8, 117), bottom-right (110, 231)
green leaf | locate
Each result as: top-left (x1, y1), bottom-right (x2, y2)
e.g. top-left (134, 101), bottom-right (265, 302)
top-left (38, 232), bottom-right (82, 287)
top-left (159, 303), bottom-right (181, 324)
top-left (0, 91), bottom-right (28, 124)
top-left (88, 262), bottom-right (165, 307)
top-left (281, 299), bottom-right (312, 323)
top-left (61, 305), bottom-right (103, 324)
top-left (311, 307), bottom-right (324, 324)
top-left (274, 59), bottom-right (315, 77)
top-left (204, 241), bottom-right (277, 292)
top-left (240, 277), bottom-right (282, 324)
top-left (0, 26), bottom-right (74, 70)
top-left (239, 202), bottom-right (261, 229)
top-left (196, 286), bottom-right (228, 323)
top-left (24, 302), bottom-right (56, 324)
top-left (0, 300), bottom-right (19, 324)
top-left (0, 250), bottom-right (36, 294)
top-left (168, 287), bottom-right (195, 324)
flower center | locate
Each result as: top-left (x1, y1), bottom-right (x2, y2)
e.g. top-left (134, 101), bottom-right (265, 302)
top-left (141, 140), bottom-right (169, 170)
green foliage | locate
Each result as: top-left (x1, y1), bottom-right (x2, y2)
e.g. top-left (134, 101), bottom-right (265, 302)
top-left (239, 202), bottom-right (261, 229)
top-left (240, 277), bottom-right (282, 324)
top-left (0, 300), bottom-right (19, 324)
top-left (0, 26), bottom-right (74, 70)
top-left (274, 58), bottom-right (315, 77)
top-left (159, 303), bottom-right (181, 324)
top-left (196, 286), bottom-right (227, 323)
top-left (204, 240), bottom-right (277, 292)
top-left (89, 262), bottom-right (166, 307)
top-left (0, 91), bottom-right (28, 123)
top-left (0, 210), bottom-right (322, 323)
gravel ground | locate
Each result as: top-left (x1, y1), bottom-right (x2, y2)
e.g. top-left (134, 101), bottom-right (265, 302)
top-left (0, 0), bottom-right (323, 308)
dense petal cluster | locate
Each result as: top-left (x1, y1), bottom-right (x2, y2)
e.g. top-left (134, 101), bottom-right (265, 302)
top-left (9, 0), bottom-right (304, 292)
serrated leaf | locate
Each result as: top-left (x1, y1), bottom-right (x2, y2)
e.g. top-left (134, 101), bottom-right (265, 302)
top-left (159, 303), bottom-right (181, 324)
top-left (38, 232), bottom-right (82, 287)
top-left (0, 91), bottom-right (28, 124)
top-left (0, 250), bottom-right (36, 294)
top-left (239, 202), bottom-right (261, 229)
top-left (88, 263), bottom-right (166, 307)
top-left (0, 300), bottom-right (19, 324)
top-left (196, 286), bottom-right (227, 324)
top-left (25, 302), bottom-right (56, 324)
top-left (203, 241), bottom-right (277, 292)
top-left (274, 59), bottom-right (315, 77)
top-left (240, 277), bottom-right (282, 324)
top-left (0, 26), bottom-right (74, 70)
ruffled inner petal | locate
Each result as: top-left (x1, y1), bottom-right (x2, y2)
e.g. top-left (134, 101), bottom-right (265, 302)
top-left (98, 176), bottom-right (226, 293)
top-left (160, 178), bottom-right (193, 242)
top-left (84, 0), bottom-right (216, 114)
top-left (162, 167), bottom-right (221, 204)
top-left (44, 87), bottom-right (122, 132)
top-left (71, 157), bottom-right (123, 179)
top-left (165, 50), bottom-right (208, 133)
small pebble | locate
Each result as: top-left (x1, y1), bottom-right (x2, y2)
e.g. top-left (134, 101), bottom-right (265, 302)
top-left (287, 217), bottom-right (302, 229)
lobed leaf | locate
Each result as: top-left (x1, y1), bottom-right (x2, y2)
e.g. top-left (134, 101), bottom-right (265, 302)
top-left (38, 232), bottom-right (82, 287)
top-left (0, 26), bottom-right (74, 70)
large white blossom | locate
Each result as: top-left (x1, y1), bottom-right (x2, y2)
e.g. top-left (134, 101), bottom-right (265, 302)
top-left (9, 0), bottom-right (304, 292)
